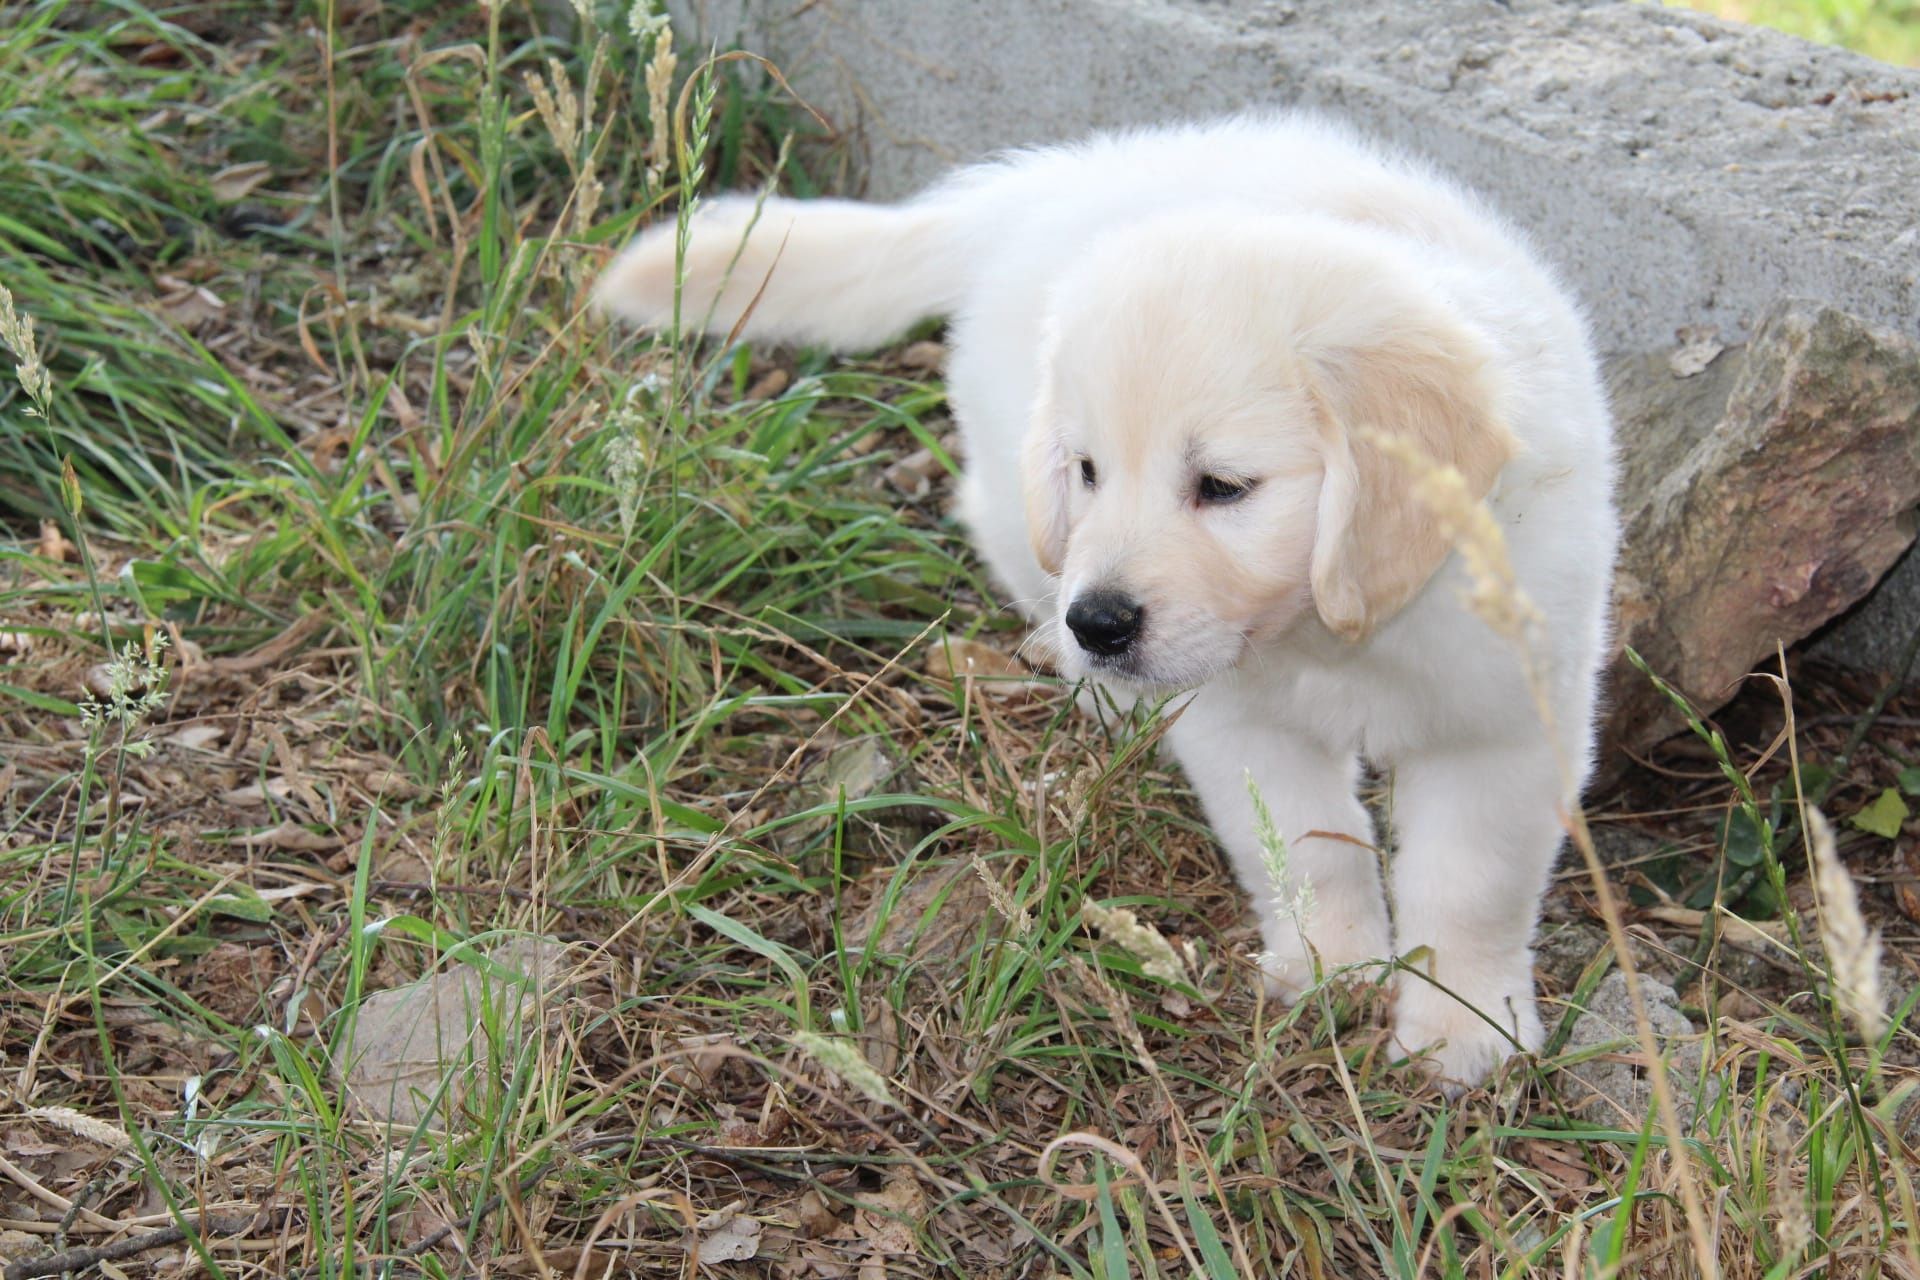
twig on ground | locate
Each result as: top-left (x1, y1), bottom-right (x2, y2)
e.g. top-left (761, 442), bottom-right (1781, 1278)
top-left (3, 1213), bottom-right (258, 1280)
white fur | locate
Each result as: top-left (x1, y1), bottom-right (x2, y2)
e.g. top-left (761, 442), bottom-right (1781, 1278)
top-left (597, 115), bottom-right (1618, 1086)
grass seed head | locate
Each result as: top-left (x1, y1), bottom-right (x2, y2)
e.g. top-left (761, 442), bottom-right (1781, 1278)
top-left (0, 282), bottom-right (52, 409)
top-left (79, 631), bottom-right (172, 739)
top-left (525, 59), bottom-right (581, 159)
top-left (1362, 427), bottom-right (1542, 646)
top-left (793, 1030), bottom-right (897, 1108)
top-left (1246, 769), bottom-right (1314, 932)
top-left (972, 856), bottom-right (1033, 935)
top-left (1080, 900), bottom-right (1187, 984)
top-left (1807, 807), bottom-right (1887, 1043)
top-left (643, 16), bottom-right (678, 178)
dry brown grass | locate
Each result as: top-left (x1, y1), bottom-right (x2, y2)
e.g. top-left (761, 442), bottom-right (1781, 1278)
top-left (3, 3), bottom-right (1918, 1277)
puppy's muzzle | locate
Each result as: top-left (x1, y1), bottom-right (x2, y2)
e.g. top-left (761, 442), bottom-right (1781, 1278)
top-left (1065, 589), bottom-right (1143, 656)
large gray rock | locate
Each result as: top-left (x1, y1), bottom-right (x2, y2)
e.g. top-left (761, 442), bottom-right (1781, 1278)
top-left (1609, 303), bottom-right (1920, 746)
top-left (1561, 972), bottom-right (1719, 1129)
top-left (668, 0), bottom-right (1920, 695)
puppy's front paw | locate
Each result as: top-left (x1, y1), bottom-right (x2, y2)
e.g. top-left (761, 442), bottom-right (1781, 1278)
top-left (1391, 970), bottom-right (1543, 1091)
top-left (1255, 902), bottom-right (1391, 1002)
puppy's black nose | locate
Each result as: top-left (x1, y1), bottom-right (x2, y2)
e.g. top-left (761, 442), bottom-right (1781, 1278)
top-left (1065, 590), bottom-right (1143, 656)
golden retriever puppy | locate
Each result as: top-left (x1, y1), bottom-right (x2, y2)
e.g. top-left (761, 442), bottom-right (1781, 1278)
top-left (596, 114), bottom-right (1617, 1086)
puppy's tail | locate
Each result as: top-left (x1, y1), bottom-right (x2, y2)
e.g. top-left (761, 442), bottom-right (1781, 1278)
top-left (593, 193), bottom-right (965, 350)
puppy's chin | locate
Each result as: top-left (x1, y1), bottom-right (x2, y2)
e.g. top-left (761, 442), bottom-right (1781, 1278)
top-left (1052, 628), bottom-right (1246, 691)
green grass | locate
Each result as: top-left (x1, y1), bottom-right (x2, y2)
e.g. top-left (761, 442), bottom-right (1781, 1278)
top-left (2, 2), bottom-right (1917, 1277)
top-left (1676, 0), bottom-right (1920, 63)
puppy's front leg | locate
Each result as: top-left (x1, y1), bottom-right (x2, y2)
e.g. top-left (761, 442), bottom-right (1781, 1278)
top-left (1388, 744), bottom-right (1565, 1086)
top-left (1169, 709), bottom-right (1391, 998)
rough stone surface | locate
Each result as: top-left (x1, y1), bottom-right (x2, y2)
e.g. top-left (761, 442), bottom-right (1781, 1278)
top-left (1610, 303), bottom-right (1920, 746)
top-left (1562, 972), bottom-right (1718, 1129)
top-left (1534, 920), bottom-right (1678, 992)
top-left (668, 0), bottom-right (1920, 683)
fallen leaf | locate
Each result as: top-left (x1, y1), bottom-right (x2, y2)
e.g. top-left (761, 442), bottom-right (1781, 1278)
top-left (895, 340), bottom-right (947, 372)
top-left (360, 768), bottom-right (422, 800)
top-left (221, 777), bottom-right (297, 807)
top-left (924, 635), bottom-right (1021, 682)
top-left (1852, 787), bottom-right (1908, 839)
top-left (340, 938), bottom-right (574, 1128)
top-left (662, 1031), bottom-right (735, 1089)
top-left (155, 275), bottom-right (225, 328)
top-left (696, 1202), bottom-right (764, 1262)
top-left (923, 634), bottom-right (1045, 699)
top-left (745, 367), bottom-right (790, 400)
top-left (255, 882), bottom-right (327, 903)
top-left (211, 161), bottom-right (273, 202)
top-left (240, 820), bottom-right (342, 852)
top-left (1896, 840), bottom-right (1920, 925)
top-left (166, 723), bottom-right (226, 750)
top-left (796, 1188), bottom-right (840, 1238)
top-left (882, 448), bottom-right (943, 499)
top-left (853, 1174), bottom-right (924, 1256)
top-left (37, 519), bottom-right (73, 562)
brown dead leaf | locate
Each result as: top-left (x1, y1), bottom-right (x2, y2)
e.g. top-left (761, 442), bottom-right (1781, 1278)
top-left (661, 1032), bottom-right (735, 1090)
top-left (359, 768), bottom-right (421, 800)
top-left (307, 426), bottom-right (353, 472)
top-left (1514, 1139), bottom-right (1600, 1196)
top-left (895, 340), bottom-right (947, 372)
top-left (849, 861), bottom-right (991, 967)
top-left (853, 1174), bottom-right (924, 1257)
top-left (882, 448), bottom-right (943, 499)
top-left (695, 1201), bottom-right (764, 1263)
top-left (210, 161), bottom-right (273, 202)
top-left (240, 820), bottom-right (342, 852)
top-left (166, 722), bottom-right (226, 750)
top-left (746, 367), bottom-right (791, 401)
top-left (37, 519), bottom-right (73, 563)
top-left (924, 635), bottom-right (1022, 683)
top-left (155, 275), bottom-right (225, 328)
top-left (340, 938), bottom-right (575, 1128)
top-left (923, 634), bottom-right (1044, 700)
top-left (221, 777), bottom-right (297, 807)
top-left (796, 1189), bottom-right (840, 1239)
top-left (1895, 839), bottom-right (1920, 924)
top-left (407, 137), bottom-right (439, 239)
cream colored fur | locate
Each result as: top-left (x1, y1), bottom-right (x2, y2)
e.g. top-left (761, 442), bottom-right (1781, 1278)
top-left (596, 114), bottom-right (1618, 1087)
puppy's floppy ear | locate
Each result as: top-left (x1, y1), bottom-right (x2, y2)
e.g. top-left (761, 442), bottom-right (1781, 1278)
top-left (1303, 293), bottom-right (1516, 642)
top-left (1022, 369), bottom-right (1073, 576)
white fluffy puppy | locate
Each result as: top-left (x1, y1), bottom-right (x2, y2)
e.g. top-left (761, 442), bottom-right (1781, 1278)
top-left (597, 114), bottom-right (1617, 1085)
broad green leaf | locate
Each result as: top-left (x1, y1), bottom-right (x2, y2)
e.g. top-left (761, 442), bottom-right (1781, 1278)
top-left (1851, 787), bottom-right (1908, 839)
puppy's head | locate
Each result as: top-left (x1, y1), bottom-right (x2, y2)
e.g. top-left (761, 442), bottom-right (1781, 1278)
top-left (1026, 212), bottom-right (1515, 688)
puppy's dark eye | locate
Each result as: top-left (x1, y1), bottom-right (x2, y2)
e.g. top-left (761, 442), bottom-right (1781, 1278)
top-left (1196, 474), bottom-right (1254, 505)
top-left (1080, 458), bottom-right (1097, 489)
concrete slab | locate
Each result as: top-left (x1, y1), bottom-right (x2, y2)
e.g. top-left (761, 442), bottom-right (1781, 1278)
top-left (670, 0), bottom-right (1920, 675)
